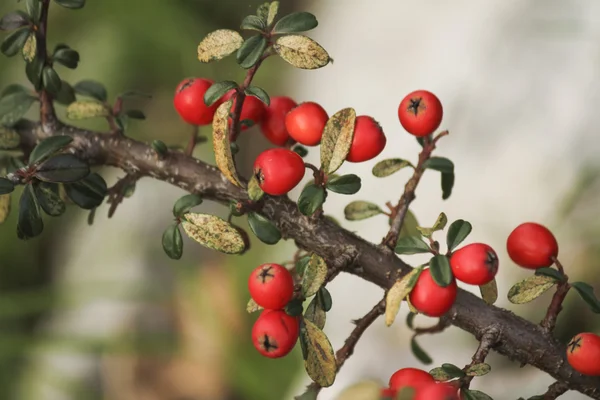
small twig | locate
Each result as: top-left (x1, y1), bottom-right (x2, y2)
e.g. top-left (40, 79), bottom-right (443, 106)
top-left (413, 318), bottom-right (451, 337)
top-left (540, 257), bottom-right (571, 334)
top-left (460, 328), bottom-right (500, 389)
top-left (106, 173), bottom-right (141, 218)
top-left (37, 0), bottom-right (56, 125)
top-left (382, 132), bottom-right (448, 249)
top-left (539, 381), bottom-right (570, 400)
top-left (185, 125), bottom-right (200, 156)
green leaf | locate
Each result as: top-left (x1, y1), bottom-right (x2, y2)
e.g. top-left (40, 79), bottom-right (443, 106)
top-left (212, 100), bottom-right (243, 187)
top-left (182, 213), bottom-right (246, 254)
top-left (247, 175), bottom-right (264, 201)
top-left (1, 84), bottom-right (29, 97)
top-left (162, 223), bottom-right (183, 260)
top-left (441, 171), bottom-right (454, 200)
top-left (52, 47), bottom-right (79, 69)
top-left (343, 200), bottom-right (382, 221)
top-left (73, 80), bottom-right (107, 102)
top-left (0, 126), bottom-right (20, 149)
top-left (465, 363), bottom-right (491, 377)
top-left (266, 1), bottom-right (279, 26)
top-left (0, 178), bottom-right (15, 195)
top-left (240, 15), bottom-right (266, 32)
top-left (274, 35), bottom-right (331, 70)
top-left (247, 211), bottom-right (281, 244)
top-left (429, 255), bottom-right (453, 287)
top-left (34, 154), bottom-right (89, 183)
top-left (285, 298), bottom-right (304, 317)
top-left (304, 296), bottom-right (326, 330)
top-left (53, 0), bottom-right (86, 9)
top-left (125, 109), bottom-right (145, 120)
top-left (29, 136), bottom-right (73, 164)
top-left (446, 219), bottom-right (472, 252)
top-left (317, 287), bottom-right (332, 312)
top-left (26, 55), bottom-right (44, 90)
top-left (1, 28), bottom-right (30, 57)
top-left (0, 91), bottom-right (37, 127)
top-left (298, 183), bottom-right (326, 216)
top-left (17, 183), bottom-right (43, 239)
top-left (293, 145), bottom-right (308, 157)
top-left (301, 318), bottom-right (336, 387)
top-left (301, 253), bottom-right (328, 297)
top-left (54, 80), bottom-right (76, 105)
top-left (399, 209), bottom-right (420, 239)
top-left (507, 275), bottom-right (556, 304)
top-left (272, 12), bottom-right (318, 34)
top-left (26, 0), bottom-right (41, 23)
top-left (395, 235), bottom-right (431, 255)
top-left (64, 172), bottom-right (107, 209)
top-left (320, 108), bottom-right (356, 174)
top-left (424, 157), bottom-right (455, 200)
top-left (33, 181), bottom-right (65, 216)
top-left (479, 278), bottom-right (498, 305)
top-left (204, 81), bottom-right (237, 106)
top-left (326, 174), bottom-right (361, 195)
top-left (571, 282), bottom-right (600, 313)
top-left (296, 255), bottom-right (311, 277)
top-left (197, 29), bottom-right (244, 63)
top-left (416, 212), bottom-right (448, 238)
top-left (428, 367), bottom-right (451, 382)
top-left (534, 267), bottom-right (565, 282)
top-left (172, 194), bottom-right (203, 217)
top-left (410, 336), bottom-right (432, 365)
top-left (256, 2), bottom-right (270, 21)
top-left (406, 312), bottom-right (416, 330)
top-left (151, 140), bottom-right (168, 157)
top-left (462, 389), bottom-right (494, 400)
top-left (0, 11), bottom-right (30, 31)
top-left (385, 267), bottom-right (423, 326)
top-left (42, 66), bottom-right (62, 95)
top-left (372, 158), bottom-right (413, 178)
top-left (441, 363), bottom-right (465, 378)
top-left (236, 35), bottom-right (268, 69)
top-left (245, 86), bottom-right (270, 106)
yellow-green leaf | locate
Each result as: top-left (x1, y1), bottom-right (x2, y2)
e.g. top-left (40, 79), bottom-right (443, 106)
top-left (428, 367), bottom-right (451, 382)
top-left (304, 296), bottom-right (326, 330)
top-left (320, 108), bottom-right (356, 174)
top-left (385, 267), bottom-right (422, 326)
top-left (302, 318), bottom-right (336, 387)
top-left (372, 158), bottom-right (413, 178)
top-left (247, 174), bottom-right (264, 201)
top-left (197, 29), bottom-right (244, 63)
top-left (302, 253), bottom-right (328, 297)
top-left (507, 275), bottom-right (556, 304)
top-left (479, 278), bottom-right (498, 305)
top-left (399, 210), bottom-right (420, 239)
top-left (406, 296), bottom-right (418, 314)
top-left (0, 126), bottom-right (20, 149)
top-left (22, 32), bottom-right (36, 63)
top-left (246, 298), bottom-right (263, 313)
top-left (344, 201), bottom-right (383, 221)
top-left (182, 212), bottom-right (246, 254)
top-left (274, 35), bottom-right (331, 70)
top-left (0, 194), bottom-right (11, 224)
top-left (416, 212), bottom-right (447, 238)
top-left (66, 100), bottom-right (109, 120)
top-left (212, 100), bottom-right (243, 187)
top-left (335, 380), bottom-right (381, 400)
top-left (465, 363), bottom-right (491, 377)
top-left (266, 1), bottom-right (279, 26)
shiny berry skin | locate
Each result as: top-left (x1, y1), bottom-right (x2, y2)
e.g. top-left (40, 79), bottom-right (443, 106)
top-left (450, 243), bottom-right (499, 286)
top-left (173, 78), bottom-right (218, 126)
top-left (253, 148), bottom-right (306, 196)
top-left (507, 222), bottom-right (559, 269)
top-left (248, 263), bottom-right (294, 310)
top-left (409, 269), bottom-right (457, 317)
top-left (251, 309), bottom-right (300, 358)
top-left (398, 90), bottom-right (443, 137)
top-left (566, 333), bottom-right (600, 376)
top-left (414, 382), bottom-right (459, 400)
top-left (380, 387), bottom-right (397, 399)
top-left (260, 96), bottom-right (297, 146)
top-left (222, 90), bottom-right (266, 130)
top-left (346, 116), bottom-right (387, 163)
top-left (285, 102), bottom-right (328, 146)
top-left (389, 368), bottom-right (434, 392)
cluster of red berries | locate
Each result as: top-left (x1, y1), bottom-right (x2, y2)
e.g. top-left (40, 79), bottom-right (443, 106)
top-left (380, 367), bottom-right (458, 399)
top-left (247, 263), bottom-right (299, 358)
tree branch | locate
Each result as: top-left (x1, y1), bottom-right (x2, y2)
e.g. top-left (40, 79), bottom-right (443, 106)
top-left (13, 120), bottom-right (600, 399)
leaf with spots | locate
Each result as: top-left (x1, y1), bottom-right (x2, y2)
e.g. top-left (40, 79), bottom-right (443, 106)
top-left (247, 174), bottom-right (264, 201)
top-left (479, 278), bottom-right (498, 305)
top-left (301, 253), bottom-right (328, 297)
top-left (320, 107), bottom-right (356, 174)
top-left (302, 318), bottom-right (336, 387)
top-left (399, 209), bottom-right (420, 239)
top-left (465, 363), bottom-right (491, 377)
top-left (274, 35), bottom-right (331, 70)
top-left (441, 363), bottom-right (465, 378)
top-left (372, 158), bottom-right (413, 178)
top-left (34, 182), bottom-right (66, 217)
top-left (507, 275), bottom-right (556, 304)
top-left (266, 1), bottom-right (279, 26)
top-left (0, 126), bottom-right (21, 149)
top-left (428, 367), bottom-right (451, 382)
top-left (304, 295), bottom-right (326, 330)
top-left (197, 29), bottom-right (244, 63)
top-left (66, 100), bottom-right (109, 120)
top-left (246, 298), bottom-right (263, 313)
top-left (385, 267), bottom-right (423, 327)
top-left (212, 100), bottom-right (242, 187)
top-left (21, 32), bottom-right (36, 63)
top-left (182, 213), bottom-right (246, 254)
top-left (343, 201), bottom-right (382, 221)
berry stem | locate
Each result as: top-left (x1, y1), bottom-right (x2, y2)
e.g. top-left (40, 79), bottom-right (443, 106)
top-left (184, 125), bottom-right (200, 156)
top-left (382, 133), bottom-right (448, 249)
top-left (540, 257), bottom-right (571, 334)
top-left (37, 0), bottom-right (57, 126)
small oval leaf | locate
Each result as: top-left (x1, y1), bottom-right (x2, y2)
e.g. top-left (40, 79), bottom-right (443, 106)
top-left (64, 172), bottom-right (107, 209)
top-left (17, 183), bottom-right (43, 239)
top-left (320, 108), bottom-right (356, 174)
top-left (571, 281), bottom-right (600, 313)
top-left (372, 158), bottom-right (413, 178)
top-left (274, 35), bottom-right (331, 70)
top-left (343, 200), bottom-right (382, 221)
top-left (237, 35), bottom-right (268, 69)
top-left (162, 223), bottom-right (183, 260)
top-left (479, 278), bottom-right (498, 305)
top-left (507, 275), bottom-right (556, 304)
top-left (0, 126), bottom-right (21, 149)
top-left (172, 194), bottom-right (203, 217)
top-left (326, 174), bottom-right (361, 195)
top-left (465, 363), bottom-right (491, 377)
top-left (244, 86), bottom-right (270, 106)
top-left (247, 175), bottom-right (265, 201)
top-left (42, 66), bottom-right (62, 95)
top-left (428, 367), bottom-right (451, 382)
top-left (441, 363), bottom-right (466, 378)
top-left (534, 267), bottom-right (565, 282)
top-left (462, 389), bottom-right (494, 400)
top-left (73, 80), bottom-right (107, 101)
top-left (247, 211), bottom-right (281, 245)
top-left (395, 235), bottom-right (431, 255)
top-left (182, 213), bottom-right (246, 254)
top-left (21, 32), bottom-right (36, 62)
top-left (240, 15), bottom-right (266, 32)
top-left (29, 135), bottom-right (73, 164)
top-left (429, 255), bottom-right (453, 287)
top-left (385, 267), bottom-right (423, 326)
top-left (298, 183), bottom-right (326, 216)
top-left (212, 100), bottom-right (243, 187)
top-left (34, 182), bottom-right (65, 217)
top-left (302, 253), bottom-right (328, 298)
top-left (0, 11), bottom-right (30, 31)
top-left (0, 91), bottom-right (37, 127)
top-left (0, 178), bottom-right (15, 195)
top-left (447, 219), bottom-right (472, 252)
top-left (246, 298), bottom-right (263, 313)
top-left (304, 296), bottom-right (326, 330)
top-left (204, 81), bottom-right (238, 106)
top-left (410, 336), bottom-right (432, 365)
top-left (66, 100), bottom-right (109, 120)
top-left (273, 12), bottom-right (318, 34)
top-left (197, 29), bottom-right (244, 63)
top-left (35, 154), bottom-right (89, 183)
top-left (1, 28), bottom-right (30, 57)
top-left (302, 318), bottom-right (336, 387)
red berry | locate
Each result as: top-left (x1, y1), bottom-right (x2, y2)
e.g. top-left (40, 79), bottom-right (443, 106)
top-left (409, 269), bottom-right (457, 317)
top-left (450, 243), bottom-right (499, 286)
top-left (173, 78), bottom-right (218, 126)
top-left (253, 148), bottom-right (306, 196)
top-left (251, 309), bottom-right (299, 358)
top-left (222, 90), bottom-right (267, 130)
top-left (389, 368), bottom-right (434, 392)
top-left (507, 222), bottom-right (559, 269)
top-left (285, 102), bottom-right (328, 146)
top-left (248, 263), bottom-right (294, 310)
top-left (380, 387), bottom-right (397, 399)
top-left (398, 90), bottom-right (443, 137)
top-left (566, 332), bottom-right (600, 376)
top-left (260, 96), bottom-right (297, 146)
top-left (346, 116), bottom-right (387, 163)
top-left (414, 382), bottom-right (459, 400)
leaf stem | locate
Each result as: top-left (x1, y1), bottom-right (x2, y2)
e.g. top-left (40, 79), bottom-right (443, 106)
top-left (185, 125), bottom-right (200, 156)
top-left (540, 257), bottom-right (571, 334)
